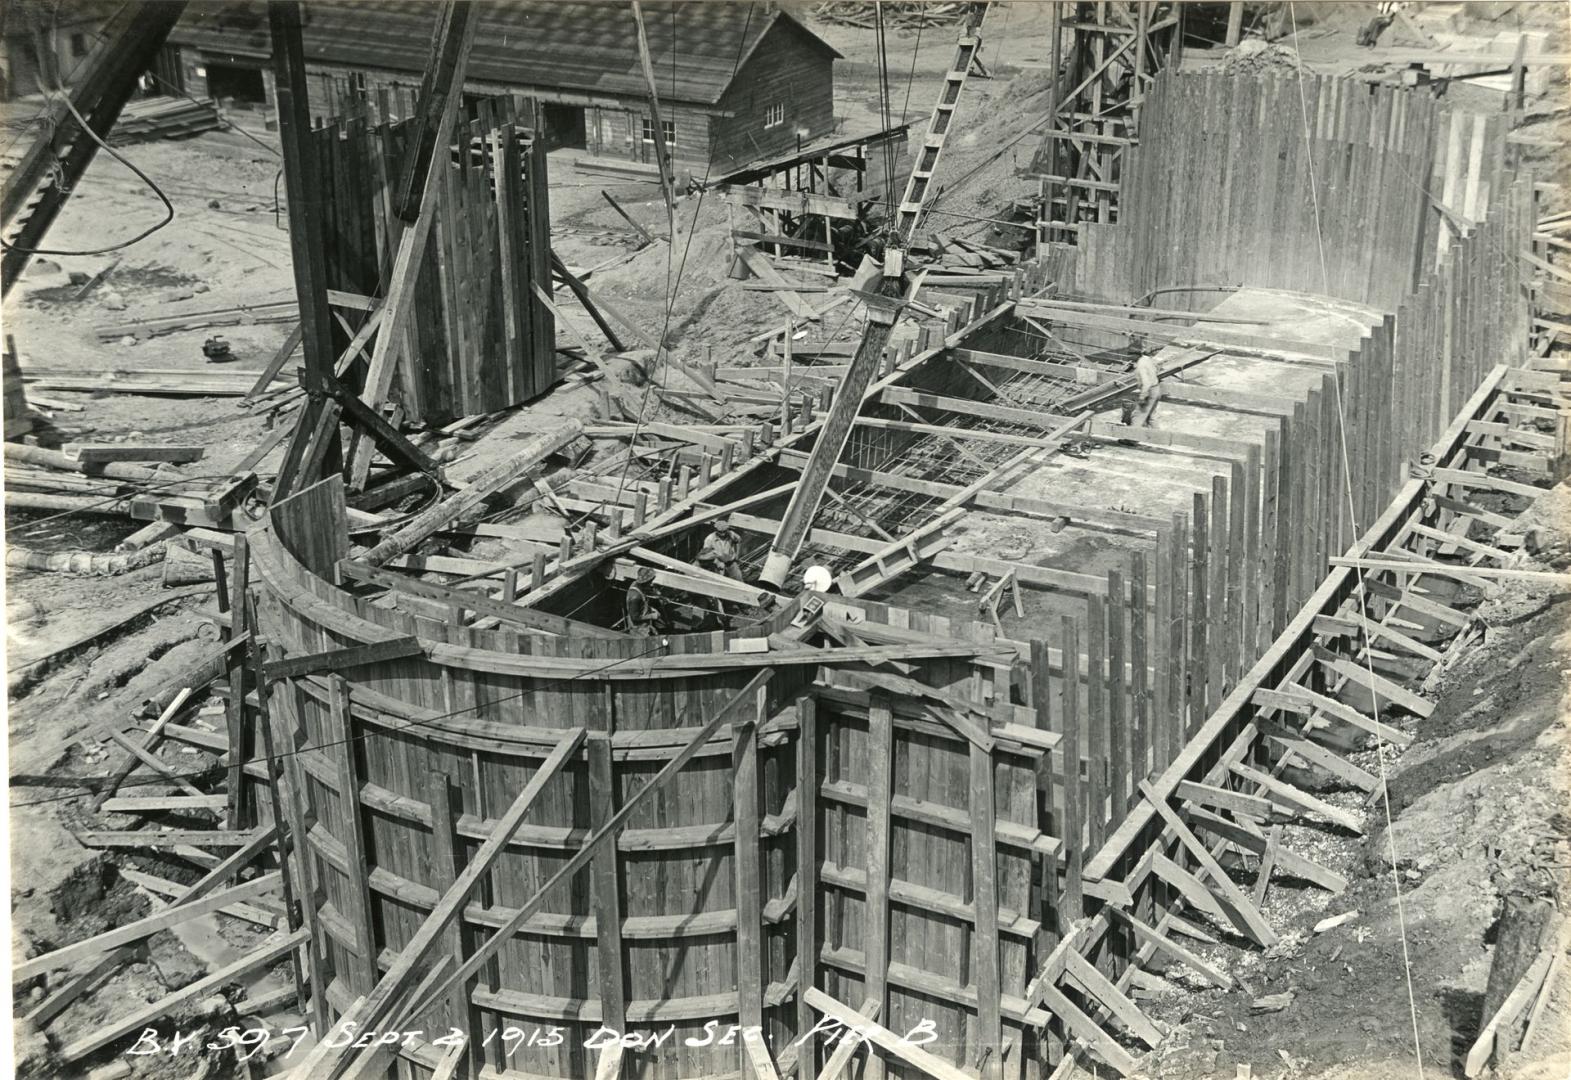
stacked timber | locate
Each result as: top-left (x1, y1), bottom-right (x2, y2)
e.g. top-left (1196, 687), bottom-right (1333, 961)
top-left (108, 97), bottom-right (223, 145)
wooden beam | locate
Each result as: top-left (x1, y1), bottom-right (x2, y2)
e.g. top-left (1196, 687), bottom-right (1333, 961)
top-left (1267, 732), bottom-right (1379, 793)
top-left (1316, 654), bottom-right (1435, 717)
top-left (588, 737), bottom-right (627, 1054)
top-left (814, 998), bottom-right (880, 1080)
top-left (323, 675), bottom-right (380, 994)
top-left (1183, 804), bottom-right (1348, 894)
top-left (969, 742), bottom-right (1003, 1080)
top-left (260, 636), bottom-right (424, 682)
top-left (57, 929), bottom-right (307, 1062)
top-left (629, 0), bottom-right (677, 218)
top-left (14, 873), bottom-right (281, 983)
top-left (1253, 685), bottom-right (1413, 747)
top-left (1174, 779), bottom-right (1273, 821)
top-left (363, 421), bottom-right (584, 564)
top-left (804, 988), bottom-right (976, 1080)
top-left (425, 771), bottom-right (481, 1067)
top-left (1015, 300), bottom-right (1341, 360)
top-left (734, 686), bottom-right (766, 1078)
top-left (1031, 979), bottom-right (1139, 1076)
top-left (1230, 762), bottom-right (1364, 834)
top-left (795, 697), bottom-right (820, 1080)
top-left (1464, 948), bottom-right (1556, 1077)
top-left (24, 825), bottom-right (277, 1025)
top-left (1137, 779), bottom-right (1277, 947)
top-left (1061, 949), bottom-right (1162, 1047)
top-left (1104, 906), bottom-right (1233, 988)
top-left (338, 559), bottom-right (622, 638)
top-left (862, 697), bottom-right (895, 1080)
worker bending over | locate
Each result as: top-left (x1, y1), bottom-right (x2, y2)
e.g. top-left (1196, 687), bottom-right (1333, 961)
top-left (697, 515), bottom-right (746, 581)
top-left (622, 567), bottom-right (663, 636)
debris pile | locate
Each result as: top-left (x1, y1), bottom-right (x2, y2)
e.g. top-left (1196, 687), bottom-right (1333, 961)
top-left (1221, 39), bottom-right (1310, 76)
top-left (812, 1), bottom-right (975, 29)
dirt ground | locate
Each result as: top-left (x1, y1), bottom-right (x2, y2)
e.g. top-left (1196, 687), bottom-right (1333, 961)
top-left (4, 3), bottom-right (1570, 1077)
top-left (1128, 483), bottom-right (1571, 1080)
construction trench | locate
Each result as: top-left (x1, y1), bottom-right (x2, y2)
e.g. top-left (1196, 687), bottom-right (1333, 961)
top-left (5, 4), bottom-right (1571, 1080)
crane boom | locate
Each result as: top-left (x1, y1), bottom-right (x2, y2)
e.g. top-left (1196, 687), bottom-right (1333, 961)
top-left (758, 2), bottom-right (990, 588)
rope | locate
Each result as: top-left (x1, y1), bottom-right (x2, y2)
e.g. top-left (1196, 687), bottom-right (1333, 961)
top-left (1287, 8), bottom-right (1427, 1076)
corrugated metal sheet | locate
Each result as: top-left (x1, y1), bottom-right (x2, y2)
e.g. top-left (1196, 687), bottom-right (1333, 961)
top-left (170, 1), bottom-right (841, 106)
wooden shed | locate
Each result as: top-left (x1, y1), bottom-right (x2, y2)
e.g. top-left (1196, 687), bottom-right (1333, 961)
top-left (168, 1), bottom-right (843, 180)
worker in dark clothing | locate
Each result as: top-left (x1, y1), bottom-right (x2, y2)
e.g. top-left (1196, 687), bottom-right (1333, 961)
top-left (697, 515), bottom-right (746, 582)
top-left (622, 567), bottom-right (663, 637)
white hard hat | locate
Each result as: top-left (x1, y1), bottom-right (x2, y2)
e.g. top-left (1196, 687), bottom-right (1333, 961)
top-left (802, 565), bottom-right (833, 593)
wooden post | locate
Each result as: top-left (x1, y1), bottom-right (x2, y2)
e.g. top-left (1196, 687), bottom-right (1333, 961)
top-left (224, 533), bottom-right (251, 829)
top-left (1106, 570), bottom-right (1128, 823)
top-left (1188, 493), bottom-right (1209, 734)
top-left (795, 695), bottom-right (819, 1080)
top-left (282, 686), bottom-right (332, 1035)
top-left (863, 696), bottom-right (895, 1080)
top-left (1130, 551), bottom-right (1149, 785)
top-left (1057, 619), bottom-right (1083, 914)
top-left (1085, 594), bottom-right (1107, 851)
top-left (323, 675), bottom-right (380, 993)
top-left (734, 686), bottom-right (765, 1078)
top-left (1225, 1), bottom-right (1244, 46)
top-left (588, 738), bottom-right (627, 1063)
top-left (969, 742), bottom-right (1003, 1080)
top-left (249, 632), bottom-right (307, 1017)
top-left (425, 771), bottom-right (481, 1066)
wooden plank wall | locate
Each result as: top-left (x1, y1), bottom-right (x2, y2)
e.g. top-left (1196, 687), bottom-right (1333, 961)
top-left (1076, 72), bottom-right (1509, 313)
top-left (310, 98), bottom-right (555, 426)
top-left (1027, 76), bottom-right (1534, 1065)
top-left (808, 599), bottom-right (1044, 1080)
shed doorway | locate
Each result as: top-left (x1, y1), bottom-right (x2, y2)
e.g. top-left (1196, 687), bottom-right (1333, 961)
top-left (540, 102), bottom-right (587, 151)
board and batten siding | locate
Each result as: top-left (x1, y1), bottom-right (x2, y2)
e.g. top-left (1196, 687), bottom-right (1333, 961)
top-left (711, 19), bottom-right (835, 172)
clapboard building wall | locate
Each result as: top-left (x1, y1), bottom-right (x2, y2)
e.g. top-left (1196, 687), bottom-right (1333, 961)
top-left (169, 0), bottom-right (842, 180)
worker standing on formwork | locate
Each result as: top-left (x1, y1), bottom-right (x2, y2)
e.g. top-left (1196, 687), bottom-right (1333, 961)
top-left (697, 515), bottom-right (746, 582)
top-left (622, 567), bottom-right (663, 636)
top-left (1124, 352), bottom-right (1162, 428)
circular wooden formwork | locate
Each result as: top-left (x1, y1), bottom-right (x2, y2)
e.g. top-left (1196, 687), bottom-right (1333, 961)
top-left (251, 513), bottom-right (807, 1080)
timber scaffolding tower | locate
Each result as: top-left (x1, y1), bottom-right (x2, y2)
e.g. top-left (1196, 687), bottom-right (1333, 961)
top-left (1033, 2), bottom-right (1184, 245)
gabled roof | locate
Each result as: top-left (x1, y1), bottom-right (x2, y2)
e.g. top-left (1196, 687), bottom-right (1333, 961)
top-left (170, 1), bottom-right (841, 106)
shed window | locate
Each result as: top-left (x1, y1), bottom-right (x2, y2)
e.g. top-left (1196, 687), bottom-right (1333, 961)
top-left (763, 102), bottom-right (784, 129)
top-left (70, 32), bottom-right (88, 57)
top-left (641, 117), bottom-right (674, 147)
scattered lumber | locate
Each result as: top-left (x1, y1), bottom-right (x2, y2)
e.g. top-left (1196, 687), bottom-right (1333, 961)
top-left (738, 247), bottom-right (822, 320)
top-left (58, 929), bottom-right (307, 1062)
top-left (13, 871), bottom-right (281, 983)
top-left (68, 444), bottom-right (204, 464)
top-left (94, 301), bottom-right (299, 341)
top-left (23, 367), bottom-right (285, 396)
top-left (3, 443), bottom-right (170, 482)
top-left (99, 794), bottom-right (227, 814)
top-left (108, 96), bottom-right (223, 144)
top-left (600, 190), bottom-right (657, 245)
top-left (1469, 897), bottom-right (1561, 1073)
top-left (363, 420), bottom-right (583, 564)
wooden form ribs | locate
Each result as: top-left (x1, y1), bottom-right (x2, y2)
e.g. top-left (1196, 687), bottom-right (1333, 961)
top-left (1027, 366), bottom-right (1567, 1076)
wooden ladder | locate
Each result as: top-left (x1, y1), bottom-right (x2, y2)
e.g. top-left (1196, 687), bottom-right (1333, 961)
top-left (893, 3), bottom-right (990, 241)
